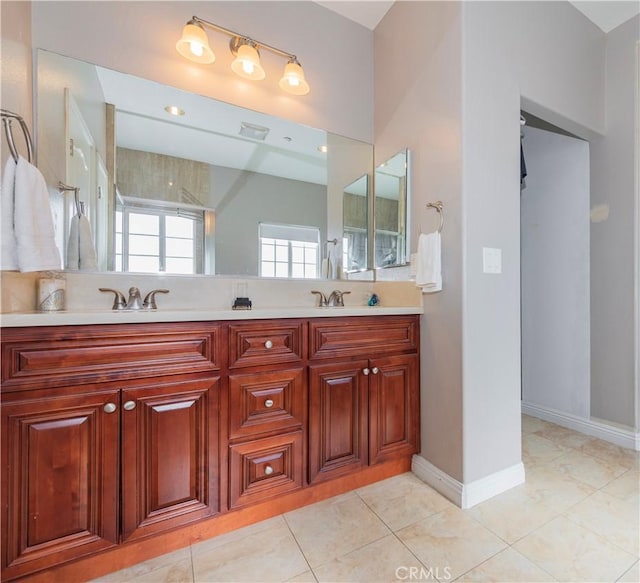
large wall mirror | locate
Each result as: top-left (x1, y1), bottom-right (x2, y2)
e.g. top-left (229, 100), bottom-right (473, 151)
top-left (36, 49), bottom-right (373, 279)
top-left (374, 149), bottom-right (409, 269)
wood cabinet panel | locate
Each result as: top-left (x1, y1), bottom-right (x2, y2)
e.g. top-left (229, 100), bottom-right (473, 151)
top-left (309, 316), bottom-right (418, 360)
top-left (308, 361), bottom-right (368, 483)
top-left (1, 323), bottom-right (222, 392)
top-left (121, 377), bottom-right (219, 542)
top-left (229, 368), bottom-right (304, 440)
top-left (369, 354), bottom-right (420, 464)
top-left (229, 321), bottom-right (304, 368)
top-left (2, 389), bottom-right (119, 580)
top-left (229, 431), bottom-right (303, 509)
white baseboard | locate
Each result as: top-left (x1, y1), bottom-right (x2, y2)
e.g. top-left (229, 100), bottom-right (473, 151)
top-left (522, 401), bottom-right (640, 451)
top-left (411, 455), bottom-right (525, 509)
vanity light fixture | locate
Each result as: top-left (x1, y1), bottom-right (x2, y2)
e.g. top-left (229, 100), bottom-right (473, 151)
top-left (176, 15), bottom-right (310, 95)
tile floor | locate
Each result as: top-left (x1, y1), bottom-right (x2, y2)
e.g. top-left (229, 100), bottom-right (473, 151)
top-left (93, 415), bottom-right (639, 582)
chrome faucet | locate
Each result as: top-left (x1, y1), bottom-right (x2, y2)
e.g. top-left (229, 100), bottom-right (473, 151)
top-left (126, 287), bottom-right (143, 310)
top-left (99, 287), bottom-right (170, 310)
top-left (327, 290), bottom-right (350, 307)
top-left (311, 289), bottom-right (351, 307)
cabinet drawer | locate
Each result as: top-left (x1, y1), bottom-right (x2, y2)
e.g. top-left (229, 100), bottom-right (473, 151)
top-left (1, 323), bottom-right (221, 391)
top-left (229, 321), bottom-right (304, 368)
top-left (229, 431), bottom-right (303, 508)
top-left (229, 368), bottom-right (304, 439)
top-left (309, 316), bottom-right (418, 360)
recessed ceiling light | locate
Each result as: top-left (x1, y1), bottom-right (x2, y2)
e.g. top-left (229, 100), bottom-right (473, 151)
top-left (318, 145), bottom-right (328, 153)
top-left (165, 105), bottom-right (185, 116)
top-left (239, 122), bottom-right (270, 141)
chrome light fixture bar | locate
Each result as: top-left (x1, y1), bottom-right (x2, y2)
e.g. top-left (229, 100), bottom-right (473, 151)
top-left (176, 16), bottom-right (310, 95)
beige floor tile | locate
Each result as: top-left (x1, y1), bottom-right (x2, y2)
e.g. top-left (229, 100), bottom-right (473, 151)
top-left (313, 534), bottom-right (426, 583)
top-left (356, 472), bottom-right (453, 531)
top-left (514, 515), bottom-right (637, 582)
top-left (467, 484), bottom-right (559, 544)
top-left (90, 547), bottom-right (193, 582)
top-left (532, 424), bottom-right (596, 450)
top-left (602, 469), bottom-right (640, 503)
top-left (564, 490), bottom-right (640, 556)
top-left (522, 433), bottom-right (571, 466)
top-left (287, 571), bottom-right (318, 582)
top-left (522, 463), bottom-right (595, 512)
top-left (191, 520), bottom-right (308, 582)
top-left (547, 449), bottom-right (628, 489)
top-left (455, 547), bottom-right (555, 582)
top-left (396, 506), bottom-right (507, 580)
top-left (617, 560), bottom-right (639, 582)
top-left (578, 439), bottom-right (640, 470)
top-left (285, 491), bottom-right (390, 568)
top-left (191, 516), bottom-right (286, 554)
top-left (521, 415), bottom-right (554, 435)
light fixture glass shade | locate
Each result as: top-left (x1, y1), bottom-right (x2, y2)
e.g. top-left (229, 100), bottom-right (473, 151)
top-left (231, 42), bottom-right (266, 80)
top-left (176, 22), bottom-right (215, 64)
top-left (279, 60), bottom-right (310, 95)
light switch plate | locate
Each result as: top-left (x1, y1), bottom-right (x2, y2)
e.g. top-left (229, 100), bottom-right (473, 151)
top-left (483, 247), bottom-right (502, 274)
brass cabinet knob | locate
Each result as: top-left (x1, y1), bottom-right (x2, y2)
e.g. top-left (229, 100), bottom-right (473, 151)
top-left (264, 340), bottom-right (273, 349)
top-left (363, 368), bottom-right (370, 376)
top-left (123, 400), bottom-right (136, 411)
top-left (265, 399), bottom-right (274, 408)
top-left (264, 465), bottom-right (274, 475)
top-left (103, 402), bottom-right (117, 414)
top-left (372, 367), bottom-right (379, 375)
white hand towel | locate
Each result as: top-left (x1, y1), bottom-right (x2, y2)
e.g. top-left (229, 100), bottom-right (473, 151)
top-left (12, 156), bottom-right (62, 272)
top-left (415, 232), bottom-right (442, 293)
top-left (66, 213), bottom-right (98, 271)
top-left (1, 157), bottom-right (18, 270)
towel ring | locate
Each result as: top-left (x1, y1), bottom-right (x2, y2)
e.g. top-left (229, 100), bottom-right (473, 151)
top-left (424, 201), bottom-right (444, 234)
top-left (58, 181), bottom-right (83, 216)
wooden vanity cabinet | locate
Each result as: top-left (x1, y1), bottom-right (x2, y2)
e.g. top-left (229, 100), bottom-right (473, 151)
top-left (308, 316), bottom-right (420, 483)
top-left (227, 320), bottom-right (306, 509)
top-left (1, 315), bottom-right (419, 581)
top-left (0, 323), bottom-right (222, 580)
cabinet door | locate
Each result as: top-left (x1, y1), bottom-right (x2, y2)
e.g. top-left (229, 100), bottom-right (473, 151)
top-left (308, 360), bottom-right (368, 483)
top-left (2, 389), bottom-right (120, 580)
top-left (369, 354), bottom-right (420, 464)
top-left (121, 377), bottom-right (219, 542)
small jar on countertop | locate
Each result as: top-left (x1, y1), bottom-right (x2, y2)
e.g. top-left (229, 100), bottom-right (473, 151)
top-left (37, 272), bottom-right (66, 312)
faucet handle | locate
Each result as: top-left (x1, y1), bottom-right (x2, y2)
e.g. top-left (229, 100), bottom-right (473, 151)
top-left (99, 288), bottom-right (127, 310)
top-left (311, 290), bottom-right (328, 307)
top-left (143, 289), bottom-right (170, 310)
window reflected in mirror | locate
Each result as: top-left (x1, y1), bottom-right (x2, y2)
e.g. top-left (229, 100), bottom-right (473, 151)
top-left (374, 150), bottom-right (409, 269)
top-left (342, 175), bottom-right (369, 273)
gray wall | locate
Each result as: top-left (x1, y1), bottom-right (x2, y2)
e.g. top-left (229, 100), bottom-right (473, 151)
top-left (30, 1), bottom-right (374, 143)
top-left (590, 15), bottom-right (639, 429)
top-left (211, 167), bottom-right (326, 276)
top-left (521, 127), bottom-right (591, 418)
top-left (375, 1), bottom-right (617, 487)
top-left (375, 1), bottom-right (464, 481)
top-left (461, 1), bottom-right (606, 483)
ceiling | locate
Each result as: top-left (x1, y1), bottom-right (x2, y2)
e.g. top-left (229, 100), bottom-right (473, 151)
top-left (316, 1), bottom-right (639, 33)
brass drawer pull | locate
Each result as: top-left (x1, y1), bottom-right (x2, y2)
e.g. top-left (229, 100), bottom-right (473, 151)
top-left (264, 340), bottom-right (273, 349)
top-left (264, 465), bottom-right (274, 475)
top-left (265, 399), bottom-right (274, 408)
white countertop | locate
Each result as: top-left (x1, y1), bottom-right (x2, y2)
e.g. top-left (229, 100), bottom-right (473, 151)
top-left (0, 306), bottom-right (423, 327)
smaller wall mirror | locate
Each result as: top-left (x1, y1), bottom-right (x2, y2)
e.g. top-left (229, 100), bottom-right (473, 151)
top-left (374, 149), bottom-right (409, 268)
top-left (342, 174), bottom-right (369, 273)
